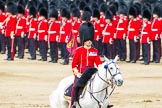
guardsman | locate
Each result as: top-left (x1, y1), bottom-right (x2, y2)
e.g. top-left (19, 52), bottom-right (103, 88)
top-left (99, 3), bottom-right (107, 30)
top-left (0, 1), bottom-right (6, 54)
top-left (140, 9), bottom-right (152, 65)
top-left (71, 22), bottom-right (102, 108)
top-left (102, 10), bottom-right (115, 59)
top-left (37, 7), bottom-right (48, 61)
top-left (2, 2), bottom-right (17, 61)
top-left (59, 8), bottom-right (72, 65)
top-left (92, 9), bottom-right (103, 56)
top-left (127, 6), bottom-right (140, 63)
top-left (48, 8), bottom-right (60, 63)
top-left (133, 2), bottom-right (142, 61)
top-left (71, 8), bottom-right (81, 46)
top-left (109, 4), bottom-right (119, 29)
top-left (28, 6), bottom-right (38, 60)
top-left (150, 5), bottom-right (161, 63)
top-left (115, 4), bottom-right (128, 61)
top-left (15, 4), bottom-right (26, 59)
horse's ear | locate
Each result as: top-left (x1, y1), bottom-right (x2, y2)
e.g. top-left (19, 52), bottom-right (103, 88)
top-left (104, 56), bottom-right (110, 62)
top-left (114, 55), bottom-right (119, 62)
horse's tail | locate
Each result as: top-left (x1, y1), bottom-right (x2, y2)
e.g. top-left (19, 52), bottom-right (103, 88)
top-left (49, 90), bottom-right (59, 108)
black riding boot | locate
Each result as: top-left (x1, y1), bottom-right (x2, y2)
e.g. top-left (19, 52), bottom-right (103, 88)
top-left (72, 86), bottom-right (80, 108)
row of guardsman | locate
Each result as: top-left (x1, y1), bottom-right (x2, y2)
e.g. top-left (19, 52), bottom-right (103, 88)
top-left (0, 0), bottom-right (162, 65)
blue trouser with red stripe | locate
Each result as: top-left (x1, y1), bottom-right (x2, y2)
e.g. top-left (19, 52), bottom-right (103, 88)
top-left (152, 39), bottom-right (161, 62)
top-left (142, 43), bottom-right (150, 64)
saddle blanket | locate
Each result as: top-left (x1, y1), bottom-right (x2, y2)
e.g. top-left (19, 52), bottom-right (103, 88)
top-left (64, 84), bottom-right (87, 100)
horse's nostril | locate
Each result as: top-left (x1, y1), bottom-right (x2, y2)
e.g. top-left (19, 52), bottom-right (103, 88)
top-left (118, 79), bottom-right (123, 85)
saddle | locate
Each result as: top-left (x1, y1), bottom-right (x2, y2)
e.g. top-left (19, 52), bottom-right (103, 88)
top-left (64, 84), bottom-right (87, 100)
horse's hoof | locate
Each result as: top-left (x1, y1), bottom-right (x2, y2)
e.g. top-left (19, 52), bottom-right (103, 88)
top-left (107, 105), bottom-right (114, 108)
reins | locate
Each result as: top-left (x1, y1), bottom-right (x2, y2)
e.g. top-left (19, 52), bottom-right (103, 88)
top-left (87, 61), bottom-right (120, 108)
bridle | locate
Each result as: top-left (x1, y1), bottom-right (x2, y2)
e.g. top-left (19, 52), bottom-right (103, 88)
top-left (87, 61), bottom-right (121, 108)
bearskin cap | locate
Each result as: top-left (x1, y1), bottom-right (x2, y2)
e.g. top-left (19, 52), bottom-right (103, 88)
top-left (92, 8), bottom-right (100, 19)
top-left (105, 10), bottom-right (113, 21)
top-left (7, 1), bottom-right (17, 15)
top-left (17, 4), bottom-right (25, 14)
top-left (72, 8), bottom-right (80, 18)
top-left (153, 4), bottom-right (162, 17)
top-left (60, 8), bottom-right (70, 19)
top-left (129, 6), bottom-right (137, 18)
top-left (142, 9), bottom-right (151, 20)
top-left (79, 22), bottom-right (94, 45)
top-left (29, 6), bottom-right (37, 18)
top-left (39, 7), bottom-right (47, 18)
top-left (48, 8), bottom-right (58, 19)
top-left (81, 11), bottom-right (91, 22)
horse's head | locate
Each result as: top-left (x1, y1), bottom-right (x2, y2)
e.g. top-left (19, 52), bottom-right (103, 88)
top-left (100, 55), bottom-right (123, 86)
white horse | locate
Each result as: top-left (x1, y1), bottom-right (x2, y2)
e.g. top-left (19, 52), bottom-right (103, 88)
top-left (49, 56), bottom-right (124, 108)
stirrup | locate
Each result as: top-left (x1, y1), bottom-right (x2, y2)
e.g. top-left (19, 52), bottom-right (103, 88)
top-left (71, 104), bottom-right (76, 108)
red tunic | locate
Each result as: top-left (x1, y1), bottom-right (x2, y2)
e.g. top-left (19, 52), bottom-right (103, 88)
top-left (102, 22), bottom-right (115, 43)
top-left (72, 20), bottom-right (81, 39)
top-left (151, 18), bottom-right (161, 40)
top-left (112, 15), bottom-right (119, 28)
top-left (15, 16), bottom-right (26, 36)
top-left (116, 17), bottom-right (128, 39)
top-left (127, 18), bottom-right (140, 40)
top-left (141, 21), bottom-right (151, 43)
top-left (93, 20), bottom-right (102, 41)
top-left (59, 20), bottom-right (72, 43)
top-left (48, 20), bottom-right (60, 42)
top-left (100, 15), bottom-right (106, 30)
top-left (72, 46), bottom-right (102, 73)
top-left (37, 19), bottom-right (48, 41)
top-left (28, 18), bottom-right (38, 39)
top-left (3, 15), bottom-right (17, 37)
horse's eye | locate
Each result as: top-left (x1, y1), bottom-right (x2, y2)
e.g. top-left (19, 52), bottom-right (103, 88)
top-left (110, 67), bottom-right (113, 70)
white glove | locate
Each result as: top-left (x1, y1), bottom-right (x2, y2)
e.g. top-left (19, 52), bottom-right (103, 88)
top-left (155, 34), bottom-right (158, 40)
top-left (147, 37), bottom-right (151, 44)
top-left (114, 33), bottom-right (116, 39)
top-left (134, 36), bottom-right (138, 42)
top-left (34, 33), bottom-right (37, 40)
top-left (11, 35), bottom-right (14, 39)
top-left (96, 36), bottom-right (99, 41)
top-left (44, 35), bottom-right (48, 41)
top-left (123, 33), bottom-right (126, 40)
top-left (56, 35), bottom-right (59, 42)
top-left (2, 29), bottom-right (5, 34)
top-left (109, 38), bottom-right (113, 44)
top-left (76, 73), bottom-right (82, 78)
top-left (21, 32), bottom-right (24, 38)
top-left (65, 36), bottom-right (68, 43)
top-left (10, 31), bottom-right (14, 39)
top-left (77, 37), bottom-right (80, 43)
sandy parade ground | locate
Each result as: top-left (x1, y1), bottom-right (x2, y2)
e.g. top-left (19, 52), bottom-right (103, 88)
top-left (0, 51), bottom-right (162, 108)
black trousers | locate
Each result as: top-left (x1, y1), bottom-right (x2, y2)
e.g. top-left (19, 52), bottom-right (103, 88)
top-left (28, 38), bottom-right (37, 59)
top-left (152, 39), bottom-right (161, 62)
top-left (59, 43), bottom-right (69, 62)
top-left (5, 36), bottom-right (14, 59)
top-left (50, 42), bottom-right (58, 61)
top-left (15, 36), bottom-right (25, 58)
top-left (0, 33), bottom-right (5, 52)
top-left (73, 68), bottom-right (98, 102)
top-left (94, 39), bottom-right (103, 56)
top-left (103, 43), bottom-right (115, 59)
top-left (39, 41), bottom-right (48, 60)
top-left (114, 39), bottom-right (126, 60)
top-left (142, 43), bottom-right (150, 64)
top-left (129, 40), bottom-right (139, 61)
